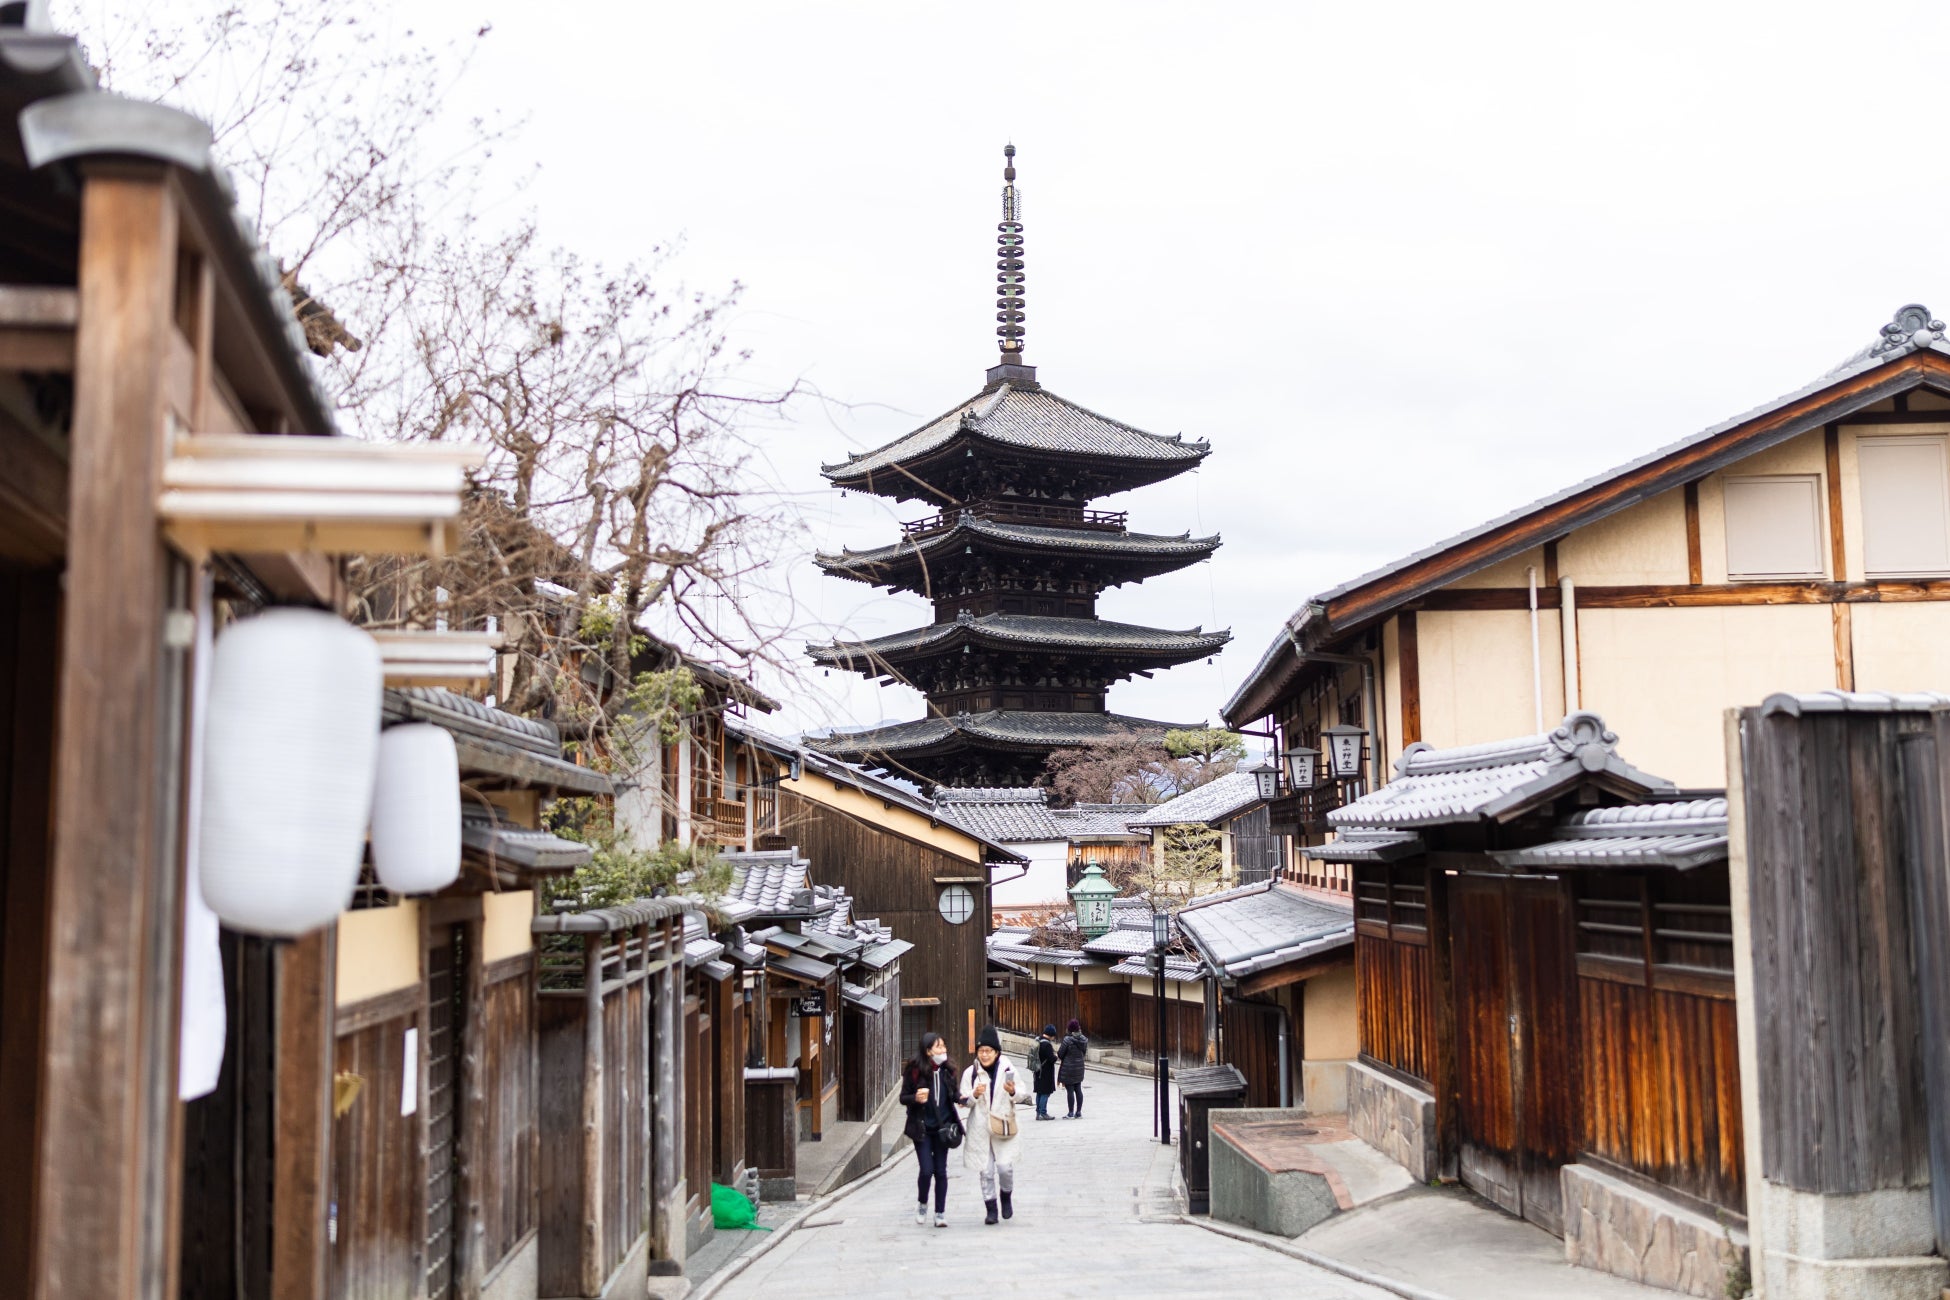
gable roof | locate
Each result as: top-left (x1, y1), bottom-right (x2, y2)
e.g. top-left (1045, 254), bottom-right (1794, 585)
top-left (1224, 304), bottom-right (1950, 726)
top-left (931, 787), bottom-right (1065, 842)
top-left (1175, 879), bottom-right (1355, 981)
top-left (1326, 711), bottom-right (1672, 830)
top-left (1126, 771), bottom-right (1262, 828)
top-left (1052, 803), bottom-right (1151, 841)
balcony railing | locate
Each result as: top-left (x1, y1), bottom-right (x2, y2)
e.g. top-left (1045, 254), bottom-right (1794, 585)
top-left (1267, 783), bottom-right (1347, 832)
top-left (901, 501), bottom-right (1129, 539)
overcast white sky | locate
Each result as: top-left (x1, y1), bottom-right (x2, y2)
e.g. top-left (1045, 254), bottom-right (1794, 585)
top-left (384, 3), bottom-right (1950, 734)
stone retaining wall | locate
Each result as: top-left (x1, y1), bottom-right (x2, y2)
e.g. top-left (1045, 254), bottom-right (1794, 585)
top-left (1561, 1163), bottom-right (1747, 1298)
top-left (1345, 1060), bottom-right (1438, 1182)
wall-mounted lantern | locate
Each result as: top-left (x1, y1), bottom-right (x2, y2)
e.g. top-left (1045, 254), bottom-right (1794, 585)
top-left (1250, 757), bottom-right (1282, 802)
top-left (1282, 745), bottom-right (1320, 791)
top-left (1322, 724), bottom-right (1368, 781)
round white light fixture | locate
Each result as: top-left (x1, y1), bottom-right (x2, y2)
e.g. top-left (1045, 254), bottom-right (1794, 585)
top-left (199, 608), bottom-right (381, 936)
top-left (370, 722), bottom-right (460, 895)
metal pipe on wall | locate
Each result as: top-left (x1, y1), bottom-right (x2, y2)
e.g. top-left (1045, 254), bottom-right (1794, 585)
top-left (1560, 577), bottom-right (1581, 712)
top-left (1276, 1000), bottom-right (1292, 1109)
top-left (1528, 565), bottom-right (1544, 733)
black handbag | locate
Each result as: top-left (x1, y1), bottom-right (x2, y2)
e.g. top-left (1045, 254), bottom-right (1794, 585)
top-left (938, 1114), bottom-right (964, 1149)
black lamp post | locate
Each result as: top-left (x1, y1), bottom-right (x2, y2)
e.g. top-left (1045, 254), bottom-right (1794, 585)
top-left (1153, 907), bottom-right (1172, 1144)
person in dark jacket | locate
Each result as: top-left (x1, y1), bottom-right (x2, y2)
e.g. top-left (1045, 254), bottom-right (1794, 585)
top-left (1030, 1025), bottom-right (1058, 1119)
top-left (1057, 1018), bottom-right (1089, 1118)
top-left (900, 1031), bottom-right (966, 1227)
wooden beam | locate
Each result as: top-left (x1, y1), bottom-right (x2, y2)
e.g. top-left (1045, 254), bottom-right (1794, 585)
top-left (1832, 603), bottom-right (1855, 691)
top-left (1824, 424), bottom-right (1847, 580)
top-left (271, 926), bottom-right (336, 1300)
top-left (1542, 541), bottom-right (1559, 589)
top-left (1415, 579), bottom-right (1950, 610)
top-left (1397, 612), bottom-right (1421, 748)
top-left (0, 406), bottom-right (69, 563)
top-left (35, 166), bottom-right (178, 1300)
top-left (1323, 354), bottom-right (1950, 635)
top-left (1683, 481), bottom-right (1703, 585)
top-left (0, 286), bottom-right (78, 373)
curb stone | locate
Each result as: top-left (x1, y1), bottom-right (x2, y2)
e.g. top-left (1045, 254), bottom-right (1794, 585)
top-left (1178, 1213), bottom-right (1454, 1300)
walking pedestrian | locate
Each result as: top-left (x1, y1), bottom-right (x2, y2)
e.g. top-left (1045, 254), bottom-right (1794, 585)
top-left (1030, 1025), bottom-right (1058, 1120)
top-left (900, 1032), bottom-right (965, 1228)
top-left (1057, 1017), bottom-right (1089, 1118)
top-left (959, 1025), bottom-right (1022, 1225)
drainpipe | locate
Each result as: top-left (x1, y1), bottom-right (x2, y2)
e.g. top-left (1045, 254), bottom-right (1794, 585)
top-left (1527, 566), bottom-right (1544, 733)
top-left (1559, 577), bottom-right (1580, 712)
top-left (1276, 1000), bottom-right (1293, 1108)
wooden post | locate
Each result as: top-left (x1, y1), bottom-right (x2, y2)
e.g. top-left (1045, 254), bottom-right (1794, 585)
top-left (35, 165), bottom-right (180, 1300)
top-left (457, 915), bottom-right (487, 1298)
top-left (271, 926), bottom-right (336, 1300)
top-left (579, 933), bottom-right (603, 1298)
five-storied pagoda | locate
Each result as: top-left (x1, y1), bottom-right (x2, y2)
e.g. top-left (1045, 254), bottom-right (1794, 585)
top-left (807, 146), bottom-right (1228, 788)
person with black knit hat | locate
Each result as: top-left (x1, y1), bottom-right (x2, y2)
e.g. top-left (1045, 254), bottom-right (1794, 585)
top-left (959, 1024), bottom-right (1022, 1224)
top-left (1030, 1025), bottom-right (1058, 1120)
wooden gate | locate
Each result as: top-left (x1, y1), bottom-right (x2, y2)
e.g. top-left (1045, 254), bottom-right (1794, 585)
top-left (424, 924), bottom-right (465, 1300)
top-left (1450, 874), bottom-right (1576, 1234)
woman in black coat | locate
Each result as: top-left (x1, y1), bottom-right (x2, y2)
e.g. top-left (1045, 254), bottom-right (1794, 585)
top-left (1057, 1017), bottom-right (1090, 1118)
top-left (1030, 1025), bottom-right (1058, 1120)
top-left (900, 1031), bottom-right (966, 1227)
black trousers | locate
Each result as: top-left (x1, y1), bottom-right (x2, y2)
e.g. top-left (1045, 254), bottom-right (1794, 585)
top-left (1063, 1081), bottom-right (1083, 1115)
top-left (913, 1129), bottom-right (950, 1212)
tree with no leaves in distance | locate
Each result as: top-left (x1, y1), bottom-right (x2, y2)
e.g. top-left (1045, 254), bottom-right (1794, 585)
top-left (1042, 725), bottom-right (1247, 806)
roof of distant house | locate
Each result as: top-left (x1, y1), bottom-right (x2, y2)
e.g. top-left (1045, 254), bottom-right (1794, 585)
top-left (932, 787), bottom-right (1064, 842)
top-left (1176, 880), bottom-right (1355, 981)
top-left (1127, 771), bottom-right (1263, 828)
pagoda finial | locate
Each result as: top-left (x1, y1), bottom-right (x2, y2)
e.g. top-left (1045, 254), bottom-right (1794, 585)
top-left (995, 143), bottom-right (1026, 363)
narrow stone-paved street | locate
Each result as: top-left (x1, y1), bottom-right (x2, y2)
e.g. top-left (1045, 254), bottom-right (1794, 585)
top-left (710, 1069), bottom-right (1397, 1300)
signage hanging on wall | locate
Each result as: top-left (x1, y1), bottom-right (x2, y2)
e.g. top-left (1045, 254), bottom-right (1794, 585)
top-left (796, 990), bottom-right (827, 1018)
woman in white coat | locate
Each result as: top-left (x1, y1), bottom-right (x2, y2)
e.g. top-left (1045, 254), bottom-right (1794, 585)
top-left (960, 1024), bottom-right (1023, 1225)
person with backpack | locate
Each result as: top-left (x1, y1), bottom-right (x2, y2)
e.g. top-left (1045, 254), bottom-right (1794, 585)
top-left (900, 1031), bottom-right (966, 1228)
top-left (1057, 1017), bottom-right (1090, 1118)
top-left (960, 1025), bottom-right (1023, 1224)
top-left (1029, 1025), bottom-right (1058, 1120)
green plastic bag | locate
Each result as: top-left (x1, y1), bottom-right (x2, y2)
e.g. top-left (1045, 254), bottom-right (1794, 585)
top-left (710, 1182), bottom-right (765, 1231)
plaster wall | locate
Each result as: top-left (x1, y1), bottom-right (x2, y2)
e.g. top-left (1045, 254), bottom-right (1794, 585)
top-left (1303, 965), bottom-right (1358, 1060)
top-left (990, 838), bottom-right (1068, 910)
top-left (336, 902), bottom-right (421, 1006)
top-left (1849, 602), bottom-right (1950, 692)
top-left (482, 889), bottom-right (535, 963)
top-left (782, 774), bottom-right (984, 862)
top-left (1448, 545), bottom-right (1551, 589)
top-left (1417, 609), bottom-right (1565, 749)
top-left (1557, 488), bottom-right (1692, 585)
top-left (1577, 604), bottom-right (1835, 787)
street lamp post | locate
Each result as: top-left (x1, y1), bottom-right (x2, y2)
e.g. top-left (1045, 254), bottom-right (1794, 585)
top-left (1153, 907), bottom-right (1172, 1145)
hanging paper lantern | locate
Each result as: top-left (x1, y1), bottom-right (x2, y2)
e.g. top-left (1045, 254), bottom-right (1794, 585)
top-left (370, 723), bottom-right (460, 894)
top-left (199, 608), bottom-right (381, 936)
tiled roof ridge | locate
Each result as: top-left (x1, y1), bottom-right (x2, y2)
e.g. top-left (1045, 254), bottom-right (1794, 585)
top-left (809, 613), bottom-right (1230, 663)
top-left (934, 786), bottom-right (1051, 804)
top-left (1394, 710), bottom-right (1616, 776)
top-left (814, 515), bottom-right (1220, 568)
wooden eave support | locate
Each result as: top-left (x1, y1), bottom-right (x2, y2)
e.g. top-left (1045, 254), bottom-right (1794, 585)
top-left (158, 432), bottom-right (486, 559)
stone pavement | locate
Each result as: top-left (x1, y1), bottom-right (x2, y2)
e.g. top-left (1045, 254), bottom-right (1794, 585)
top-left (705, 1068), bottom-right (1398, 1300)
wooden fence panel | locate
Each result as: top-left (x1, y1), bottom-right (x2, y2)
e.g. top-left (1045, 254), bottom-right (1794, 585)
top-left (480, 959), bottom-right (536, 1271)
top-left (1355, 932), bottom-right (1432, 1085)
top-left (329, 1009), bottom-right (420, 1300)
top-left (993, 981), bottom-right (1077, 1039)
top-left (1130, 994), bottom-right (1206, 1065)
top-left (1222, 998), bottom-right (1285, 1108)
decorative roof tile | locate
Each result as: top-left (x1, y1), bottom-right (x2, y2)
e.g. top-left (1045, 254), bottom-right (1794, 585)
top-left (1487, 798), bottom-right (1729, 871)
top-left (1127, 771), bottom-right (1262, 827)
top-left (1326, 712), bottom-right (1672, 830)
top-left (823, 383), bottom-right (1209, 483)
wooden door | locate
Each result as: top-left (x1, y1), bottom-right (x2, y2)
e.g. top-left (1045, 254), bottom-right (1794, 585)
top-left (424, 924), bottom-right (465, 1300)
top-left (1449, 875), bottom-right (1577, 1233)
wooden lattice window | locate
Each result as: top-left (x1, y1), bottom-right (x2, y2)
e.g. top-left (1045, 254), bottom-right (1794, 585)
top-left (1573, 866), bottom-right (1733, 994)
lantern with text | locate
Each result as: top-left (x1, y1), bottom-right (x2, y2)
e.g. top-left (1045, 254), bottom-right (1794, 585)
top-left (1282, 745), bottom-right (1320, 791)
top-left (1069, 861), bottom-right (1116, 940)
top-left (1322, 724), bottom-right (1368, 781)
top-left (1250, 758), bottom-right (1281, 801)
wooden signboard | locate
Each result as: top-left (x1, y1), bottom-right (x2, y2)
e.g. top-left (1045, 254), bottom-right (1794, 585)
top-left (795, 991), bottom-right (826, 1019)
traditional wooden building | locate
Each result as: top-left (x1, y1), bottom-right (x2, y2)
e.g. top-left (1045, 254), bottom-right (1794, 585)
top-left (0, 20), bottom-right (480, 1295)
top-left (1225, 302), bottom-right (1950, 870)
top-left (806, 146), bottom-right (1226, 787)
top-left (1126, 771), bottom-right (1281, 888)
top-left (1317, 713), bottom-right (1745, 1297)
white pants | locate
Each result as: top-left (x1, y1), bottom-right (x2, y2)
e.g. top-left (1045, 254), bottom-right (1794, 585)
top-left (976, 1149), bottom-right (1014, 1201)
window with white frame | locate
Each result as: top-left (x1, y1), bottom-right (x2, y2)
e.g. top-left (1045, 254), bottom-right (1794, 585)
top-left (1723, 474), bottom-right (1825, 580)
top-left (1858, 433), bottom-right (1950, 577)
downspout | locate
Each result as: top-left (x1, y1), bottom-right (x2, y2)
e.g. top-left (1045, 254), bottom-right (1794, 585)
top-left (1559, 577), bottom-right (1580, 712)
top-left (1527, 566), bottom-right (1544, 733)
top-left (1276, 999), bottom-right (1292, 1109)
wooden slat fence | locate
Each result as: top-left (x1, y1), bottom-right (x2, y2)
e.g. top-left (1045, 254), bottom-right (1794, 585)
top-left (329, 997), bottom-right (420, 1300)
top-left (1130, 993), bottom-right (1205, 1066)
top-left (1355, 931), bottom-right (1432, 1085)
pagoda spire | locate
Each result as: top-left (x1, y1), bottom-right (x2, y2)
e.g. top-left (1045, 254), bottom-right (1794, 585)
top-left (987, 145), bottom-right (1037, 387)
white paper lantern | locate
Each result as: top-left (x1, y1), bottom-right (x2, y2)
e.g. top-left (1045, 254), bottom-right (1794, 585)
top-left (199, 608), bottom-right (381, 936)
top-left (370, 723), bottom-right (460, 894)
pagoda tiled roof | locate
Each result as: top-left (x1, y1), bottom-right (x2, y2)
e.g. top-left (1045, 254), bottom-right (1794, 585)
top-left (822, 382), bottom-right (1209, 485)
top-left (815, 515), bottom-right (1220, 585)
top-left (807, 709), bottom-right (1189, 759)
top-left (808, 613), bottom-right (1230, 669)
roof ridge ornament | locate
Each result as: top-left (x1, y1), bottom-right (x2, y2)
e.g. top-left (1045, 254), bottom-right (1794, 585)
top-left (1545, 710), bottom-right (1619, 772)
top-left (1871, 303), bottom-right (1945, 356)
top-left (985, 145), bottom-right (1039, 388)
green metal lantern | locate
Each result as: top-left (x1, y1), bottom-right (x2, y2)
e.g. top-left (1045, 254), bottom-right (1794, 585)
top-left (1069, 860), bottom-right (1116, 940)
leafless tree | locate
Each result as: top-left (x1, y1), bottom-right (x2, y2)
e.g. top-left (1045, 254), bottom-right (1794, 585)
top-left (1042, 726), bottom-right (1246, 806)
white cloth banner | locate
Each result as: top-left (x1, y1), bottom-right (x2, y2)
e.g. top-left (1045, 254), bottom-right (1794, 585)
top-left (179, 571), bottom-right (226, 1101)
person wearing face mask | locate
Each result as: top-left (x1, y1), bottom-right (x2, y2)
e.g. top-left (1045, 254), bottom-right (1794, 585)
top-left (900, 1031), bottom-right (965, 1227)
top-left (959, 1025), bottom-right (1023, 1225)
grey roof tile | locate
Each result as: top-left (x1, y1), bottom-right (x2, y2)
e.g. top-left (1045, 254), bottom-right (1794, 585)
top-left (1108, 954), bottom-right (1205, 981)
top-left (932, 787), bottom-right (1065, 842)
top-left (1127, 772), bottom-right (1262, 827)
top-left (1052, 804), bottom-right (1150, 839)
top-left (1302, 829), bottom-right (1424, 864)
top-left (808, 709), bottom-right (1189, 758)
top-left (1175, 880), bottom-right (1355, 980)
top-left (816, 515), bottom-right (1219, 578)
top-left (1487, 797), bottom-right (1729, 871)
top-left (823, 383), bottom-right (1209, 482)
top-left (808, 613), bottom-right (1229, 665)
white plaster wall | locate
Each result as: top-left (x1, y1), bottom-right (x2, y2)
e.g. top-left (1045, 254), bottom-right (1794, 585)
top-left (1577, 604), bottom-right (1836, 788)
top-left (1557, 488), bottom-right (1691, 585)
top-left (1850, 602), bottom-right (1950, 693)
top-left (1418, 609), bottom-right (1566, 749)
top-left (990, 839), bottom-right (1070, 911)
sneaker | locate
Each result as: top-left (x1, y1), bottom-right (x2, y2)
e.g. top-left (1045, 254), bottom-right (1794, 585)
top-left (915, 1203), bottom-right (928, 1225)
top-left (933, 1212), bottom-right (948, 1228)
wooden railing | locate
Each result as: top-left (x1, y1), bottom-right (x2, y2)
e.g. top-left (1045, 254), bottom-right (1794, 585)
top-left (1266, 784), bottom-right (1347, 832)
top-left (901, 501), bottom-right (1129, 538)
